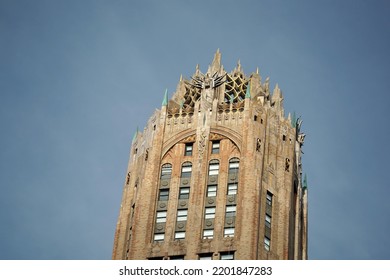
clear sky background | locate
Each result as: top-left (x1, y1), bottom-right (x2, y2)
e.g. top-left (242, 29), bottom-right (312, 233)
top-left (1, 0), bottom-right (389, 260)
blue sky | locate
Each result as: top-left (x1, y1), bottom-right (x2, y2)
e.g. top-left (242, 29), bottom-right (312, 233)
top-left (1, 0), bottom-right (389, 259)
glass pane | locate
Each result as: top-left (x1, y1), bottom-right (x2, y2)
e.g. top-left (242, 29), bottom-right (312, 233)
top-left (182, 166), bottom-right (192, 173)
top-left (220, 253), bottom-right (234, 260)
top-left (203, 230), bottom-right (213, 238)
top-left (154, 234), bottom-right (164, 241)
top-left (175, 232), bottom-right (185, 239)
top-left (209, 170), bottom-right (219, 176)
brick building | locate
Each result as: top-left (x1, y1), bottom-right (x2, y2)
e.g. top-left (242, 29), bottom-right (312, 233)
top-left (112, 50), bottom-right (308, 260)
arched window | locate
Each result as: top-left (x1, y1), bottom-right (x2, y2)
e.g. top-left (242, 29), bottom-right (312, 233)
top-left (181, 162), bottom-right (192, 178)
top-left (208, 159), bottom-right (220, 176)
top-left (160, 163), bottom-right (172, 180)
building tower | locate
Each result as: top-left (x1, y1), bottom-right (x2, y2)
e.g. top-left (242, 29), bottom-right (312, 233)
top-left (112, 50), bottom-right (308, 260)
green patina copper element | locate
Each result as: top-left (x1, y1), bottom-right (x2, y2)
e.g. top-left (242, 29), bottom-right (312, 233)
top-left (303, 174), bottom-right (308, 190)
top-left (162, 88), bottom-right (168, 106)
top-left (291, 111), bottom-right (297, 128)
top-left (245, 82), bottom-right (251, 98)
top-left (132, 127), bottom-right (139, 143)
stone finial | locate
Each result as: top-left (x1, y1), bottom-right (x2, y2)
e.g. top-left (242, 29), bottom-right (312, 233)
top-left (195, 64), bottom-right (201, 76)
top-left (211, 48), bottom-right (221, 72)
top-left (273, 83), bottom-right (282, 99)
top-left (236, 59), bottom-right (242, 73)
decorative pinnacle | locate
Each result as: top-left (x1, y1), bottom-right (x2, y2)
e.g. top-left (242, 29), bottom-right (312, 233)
top-left (211, 48), bottom-right (221, 71)
top-left (236, 59), bottom-right (242, 72)
top-left (162, 88), bottom-right (168, 106)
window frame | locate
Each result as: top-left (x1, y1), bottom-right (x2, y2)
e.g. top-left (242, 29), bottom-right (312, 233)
top-left (174, 231), bottom-right (186, 240)
top-left (224, 227), bottom-right (235, 237)
top-left (185, 143), bottom-right (193, 156)
top-left (160, 163), bottom-right (172, 180)
top-left (211, 141), bottom-right (220, 154)
top-left (225, 205), bottom-right (236, 217)
top-left (264, 237), bottom-right (271, 251)
top-left (204, 207), bottom-right (216, 219)
top-left (181, 162), bottom-right (192, 178)
top-left (265, 214), bottom-right (272, 228)
top-left (266, 192), bottom-right (273, 206)
top-left (177, 209), bottom-right (188, 222)
top-left (154, 233), bottom-right (165, 242)
top-left (158, 189), bottom-right (169, 201)
top-left (207, 185), bottom-right (217, 197)
top-left (208, 160), bottom-right (220, 176)
top-left (227, 183), bottom-right (237, 195)
top-left (179, 187), bottom-right (190, 200)
top-left (203, 229), bottom-right (214, 239)
top-left (156, 211), bottom-right (167, 223)
top-left (220, 252), bottom-right (234, 260)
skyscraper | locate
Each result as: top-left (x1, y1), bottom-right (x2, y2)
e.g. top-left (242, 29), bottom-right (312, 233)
top-left (112, 50), bottom-right (308, 260)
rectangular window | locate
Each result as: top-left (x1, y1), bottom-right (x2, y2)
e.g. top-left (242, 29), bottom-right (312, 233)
top-left (199, 253), bottom-right (213, 260)
top-left (179, 187), bottom-right (190, 200)
top-left (181, 166), bottom-right (192, 177)
top-left (225, 205), bottom-right (236, 217)
top-left (174, 231), bottom-right (185, 240)
top-left (264, 237), bottom-right (270, 251)
top-left (207, 185), bottom-right (217, 197)
top-left (212, 141), bottom-right (220, 154)
top-left (154, 233), bottom-right (164, 242)
top-left (203, 229), bottom-right (214, 239)
top-left (220, 252), bottom-right (234, 260)
top-left (177, 209), bottom-right (188, 221)
top-left (265, 214), bottom-right (272, 228)
top-left (185, 143), bottom-right (193, 156)
top-left (227, 183), bottom-right (237, 195)
top-left (266, 191), bottom-right (273, 206)
top-left (209, 164), bottom-right (219, 176)
top-left (156, 211), bottom-right (167, 223)
top-left (205, 207), bottom-right (216, 219)
top-left (158, 189), bottom-right (169, 201)
top-left (224, 227), bottom-right (235, 237)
